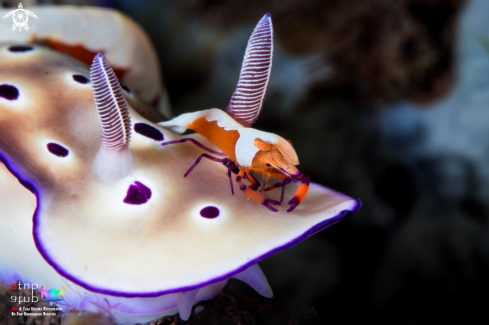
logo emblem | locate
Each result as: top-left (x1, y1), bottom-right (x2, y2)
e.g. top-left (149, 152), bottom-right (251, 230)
top-left (2, 3), bottom-right (38, 32)
top-left (40, 286), bottom-right (65, 302)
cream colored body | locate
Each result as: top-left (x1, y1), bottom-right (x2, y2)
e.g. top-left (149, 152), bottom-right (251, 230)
top-left (0, 5), bottom-right (170, 117)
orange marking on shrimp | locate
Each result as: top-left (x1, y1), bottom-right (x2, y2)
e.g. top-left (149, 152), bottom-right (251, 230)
top-left (187, 117), bottom-right (239, 162)
top-left (254, 138), bottom-right (271, 151)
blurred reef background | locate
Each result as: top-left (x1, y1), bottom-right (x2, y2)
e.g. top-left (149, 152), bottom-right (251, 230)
top-left (3, 0), bottom-right (489, 324)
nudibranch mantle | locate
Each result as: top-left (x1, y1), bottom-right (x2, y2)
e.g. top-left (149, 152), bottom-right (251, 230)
top-left (0, 5), bottom-right (170, 117)
top-left (0, 9), bottom-right (361, 324)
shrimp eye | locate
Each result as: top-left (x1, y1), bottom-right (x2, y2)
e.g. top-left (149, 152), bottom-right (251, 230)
top-left (286, 139), bottom-right (293, 147)
top-left (254, 138), bottom-right (271, 151)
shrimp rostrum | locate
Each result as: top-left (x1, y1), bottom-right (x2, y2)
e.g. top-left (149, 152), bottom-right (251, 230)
top-left (159, 13), bottom-right (309, 212)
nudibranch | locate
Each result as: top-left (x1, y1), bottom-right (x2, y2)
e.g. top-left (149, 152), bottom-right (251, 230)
top-left (0, 7), bottom-right (360, 324)
top-left (160, 14), bottom-right (309, 212)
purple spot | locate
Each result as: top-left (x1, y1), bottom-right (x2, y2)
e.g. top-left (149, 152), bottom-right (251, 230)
top-left (47, 143), bottom-right (69, 157)
top-left (0, 84), bottom-right (19, 100)
top-left (124, 181), bottom-right (152, 205)
top-left (134, 123), bottom-right (164, 141)
top-left (73, 75), bottom-right (89, 84)
top-left (9, 45), bottom-right (34, 52)
top-left (200, 206), bottom-right (220, 219)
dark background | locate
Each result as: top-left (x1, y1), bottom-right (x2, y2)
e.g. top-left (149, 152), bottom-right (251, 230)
top-left (5, 0), bottom-right (489, 324)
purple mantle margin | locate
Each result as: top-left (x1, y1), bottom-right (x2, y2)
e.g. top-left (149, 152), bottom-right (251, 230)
top-left (0, 153), bottom-right (362, 298)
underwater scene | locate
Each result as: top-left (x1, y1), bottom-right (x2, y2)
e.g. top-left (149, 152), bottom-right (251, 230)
top-left (0, 0), bottom-right (485, 324)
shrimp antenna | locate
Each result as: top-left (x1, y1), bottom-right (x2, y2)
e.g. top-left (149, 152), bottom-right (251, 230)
top-left (226, 13), bottom-right (273, 127)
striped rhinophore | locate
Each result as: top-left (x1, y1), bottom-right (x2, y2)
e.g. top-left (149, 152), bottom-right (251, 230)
top-left (226, 13), bottom-right (273, 127)
top-left (90, 53), bottom-right (131, 151)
